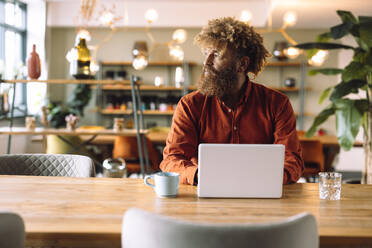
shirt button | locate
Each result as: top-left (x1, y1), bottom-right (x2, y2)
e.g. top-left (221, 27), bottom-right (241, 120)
top-left (234, 126), bottom-right (237, 131)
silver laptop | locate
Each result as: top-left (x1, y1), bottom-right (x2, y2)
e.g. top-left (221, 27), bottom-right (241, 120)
top-left (198, 144), bottom-right (285, 198)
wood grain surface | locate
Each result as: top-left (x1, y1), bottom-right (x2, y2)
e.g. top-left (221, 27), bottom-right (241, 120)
top-left (0, 176), bottom-right (371, 247)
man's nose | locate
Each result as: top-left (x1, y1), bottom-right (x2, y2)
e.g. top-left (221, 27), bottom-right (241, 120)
top-left (203, 52), bottom-right (214, 66)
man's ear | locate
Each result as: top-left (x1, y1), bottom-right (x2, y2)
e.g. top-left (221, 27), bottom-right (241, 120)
top-left (237, 56), bottom-right (250, 73)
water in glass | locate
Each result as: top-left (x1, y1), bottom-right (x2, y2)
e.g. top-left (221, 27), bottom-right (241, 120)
top-left (319, 172), bottom-right (342, 200)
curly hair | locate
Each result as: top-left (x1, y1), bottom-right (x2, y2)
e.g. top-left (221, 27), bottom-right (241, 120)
top-left (194, 17), bottom-right (270, 76)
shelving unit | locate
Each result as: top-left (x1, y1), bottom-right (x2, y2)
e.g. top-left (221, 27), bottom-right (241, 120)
top-left (100, 109), bottom-right (175, 116)
top-left (97, 60), bottom-right (196, 128)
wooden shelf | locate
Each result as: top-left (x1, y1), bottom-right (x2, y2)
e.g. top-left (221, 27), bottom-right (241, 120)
top-left (0, 127), bottom-right (147, 136)
top-left (266, 61), bottom-right (306, 67)
top-left (99, 85), bottom-right (184, 91)
top-left (100, 61), bottom-right (303, 67)
top-left (295, 112), bottom-right (313, 117)
top-left (100, 109), bottom-right (132, 115)
top-left (272, 87), bottom-right (298, 92)
top-left (187, 85), bottom-right (310, 92)
top-left (1, 79), bottom-right (135, 85)
top-left (100, 109), bottom-right (174, 115)
top-left (142, 110), bottom-right (174, 115)
top-left (96, 84), bottom-right (310, 92)
top-left (101, 61), bottom-right (197, 66)
top-left (100, 109), bottom-right (311, 117)
top-left (272, 87), bottom-right (312, 92)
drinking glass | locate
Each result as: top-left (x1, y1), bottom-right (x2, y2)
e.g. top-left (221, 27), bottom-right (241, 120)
top-left (319, 172), bottom-right (342, 200)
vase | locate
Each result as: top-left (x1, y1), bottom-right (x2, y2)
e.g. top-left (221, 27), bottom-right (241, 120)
top-left (66, 122), bottom-right (77, 131)
top-left (27, 44), bottom-right (41, 79)
top-left (25, 116), bottom-right (36, 129)
top-left (113, 117), bottom-right (125, 132)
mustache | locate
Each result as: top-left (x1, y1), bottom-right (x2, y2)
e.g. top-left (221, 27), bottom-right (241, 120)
top-left (203, 65), bottom-right (219, 75)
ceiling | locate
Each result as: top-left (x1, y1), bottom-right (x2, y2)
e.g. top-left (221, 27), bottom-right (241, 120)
top-left (46, 0), bottom-right (372, 28)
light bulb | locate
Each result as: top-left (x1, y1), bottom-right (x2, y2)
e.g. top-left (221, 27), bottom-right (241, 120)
top-left (175, 66), bottom-right (184, 88)
top-left (90, 60), bottom-right (100, 73)
top-left (76, 29), bottom-right (91, 42)
top-left (308, 50), bottom-right (328, 66)
top-left (283, 11), bottom-right (297, 27)
top-left (154, 76), bottom-right (164, 87)
top-left (284, 47), bottom-right (300, 59)
top-left (169, 45), bottom-right (184, 61)
top-left (100, 10), bottom-right (115, 26)
top-left (172, 29), bottom-right (187, 44)
top-left (145, 9), bottom-right (158, 23)
top-left (132, 56), bottom-right (148, 70)
top-left (132, 49), bottom-right (139, 56)
top-left (66, 48), bottom-right (78, 62)
top-left (240, 10), bottom-right (252, 23)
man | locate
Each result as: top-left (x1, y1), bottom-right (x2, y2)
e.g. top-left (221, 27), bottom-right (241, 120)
top-left (160, 17), bottom-right (304, 185)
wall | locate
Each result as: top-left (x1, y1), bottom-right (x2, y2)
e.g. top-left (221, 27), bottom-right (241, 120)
top-left (47, 27), bottom-right (339, 134)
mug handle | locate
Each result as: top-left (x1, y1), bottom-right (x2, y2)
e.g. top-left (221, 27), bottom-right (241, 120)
top-left (144, 175), bottom-right (155, 188)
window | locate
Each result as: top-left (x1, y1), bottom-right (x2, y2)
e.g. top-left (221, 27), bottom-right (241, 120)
top-left (0, 0), bottom-right (27, 117)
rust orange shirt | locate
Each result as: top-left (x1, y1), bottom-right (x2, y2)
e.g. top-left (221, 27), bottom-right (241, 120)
top-left (160, 81), bottom-right (304, 185)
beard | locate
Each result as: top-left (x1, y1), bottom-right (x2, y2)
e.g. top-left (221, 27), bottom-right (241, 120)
top-left (197, 62), bottom-right (238, 99)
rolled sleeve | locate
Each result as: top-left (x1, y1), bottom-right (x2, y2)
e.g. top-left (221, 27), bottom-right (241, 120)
top-left (273, 97), bottom-right (304, 184)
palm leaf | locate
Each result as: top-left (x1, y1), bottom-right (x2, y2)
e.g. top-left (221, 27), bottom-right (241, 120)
top-left (295, 42), bottom-right (354, 50)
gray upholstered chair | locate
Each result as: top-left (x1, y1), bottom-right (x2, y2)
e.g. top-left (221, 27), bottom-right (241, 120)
top-left (122, 208), bottom-right (318, 248)
top-left (0, 212), bottom-right (25, 248)
top-left (0, 154), bottom-right (95, 177)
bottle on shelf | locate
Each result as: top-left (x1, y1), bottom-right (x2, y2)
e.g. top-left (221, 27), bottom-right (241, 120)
top-left (149, 96), bottom-right (157, 110)
top-left (27, 44), bottom-right (41, 80)
top-left (70, 38), bottom-right (92, 79)
top-left (105, 71), bottom-right (115, 80)
top-left (116, 71), bottom-right (127, 80)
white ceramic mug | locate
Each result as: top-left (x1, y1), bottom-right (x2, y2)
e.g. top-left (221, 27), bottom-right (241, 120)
top-left (144, 172), bottom-right (179, 197)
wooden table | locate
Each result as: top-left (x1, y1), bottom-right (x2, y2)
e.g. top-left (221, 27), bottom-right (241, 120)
top-left (0, 176), bottom-right (372, 248)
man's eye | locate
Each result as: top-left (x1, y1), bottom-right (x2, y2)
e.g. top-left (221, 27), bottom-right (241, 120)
top-left (203, 49), bottom-right (219, 58)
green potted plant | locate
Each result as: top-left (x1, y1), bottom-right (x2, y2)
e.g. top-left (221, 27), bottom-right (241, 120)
top-left (46, 84), bottom-right (92, 154)
top-left (295, 10), bottom-right (372, 183)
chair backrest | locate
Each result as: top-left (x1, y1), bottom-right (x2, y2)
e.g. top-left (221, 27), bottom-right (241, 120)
top-left (122, 208), bottom-right (319, 248)
top-left (0, 212), bottom-right (25, 248)
top-left (113, 136), bottom-right (161, 173)
top-left (0, 154), bottom-right (95, 177)
top-left (300, 140), bottom-right (325, 175)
